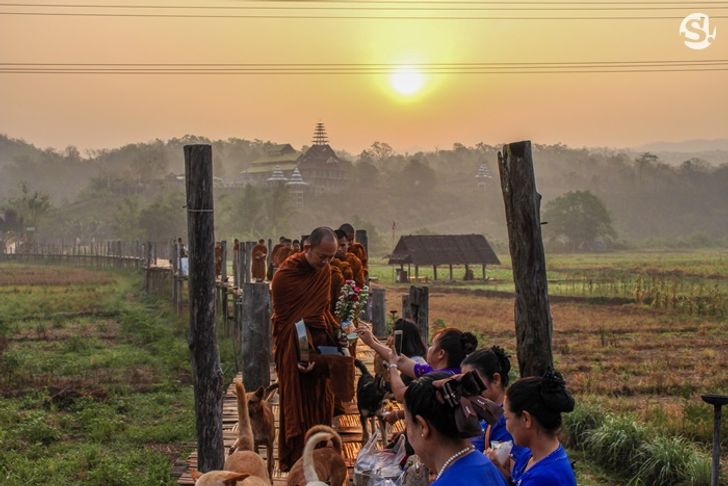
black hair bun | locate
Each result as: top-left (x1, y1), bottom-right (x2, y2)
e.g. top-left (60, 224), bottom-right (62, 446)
top-left (461, 332), bottom-right (478, 355)
top-left (540, 370), bottom-right (575, 413)
top-left (490, 345), bottom-right (511, 375)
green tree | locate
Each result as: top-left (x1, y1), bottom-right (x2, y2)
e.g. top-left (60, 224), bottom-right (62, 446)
top-left (542, 190), bottom-right (617, 251)
top-left (7, 182), bottom-right (51, 230)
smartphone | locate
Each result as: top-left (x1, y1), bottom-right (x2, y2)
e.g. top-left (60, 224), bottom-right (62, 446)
top-left (393, 330), bottom-right (403, 355)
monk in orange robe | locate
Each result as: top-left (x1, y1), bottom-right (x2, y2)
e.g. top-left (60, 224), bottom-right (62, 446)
top-left (339, 223), bottom-right (368, 278)
top-left (271, 227), bottom-right (341, 471)
top-left (251, 239), bottom-right (267, 281)
top-left (273, 238), bottom-right (293, 268)
top-left (268, 236), bottom-right (286, 280)
top-left (214, 242), bottom-right (223, 277)
top-left (344, 249), bottom-right (365, 287)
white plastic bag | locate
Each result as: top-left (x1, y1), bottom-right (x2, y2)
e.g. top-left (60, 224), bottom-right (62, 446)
top-left (490, 439), bottom-right (513, 467)
top-left (354, 431), bottom-right (407, 486)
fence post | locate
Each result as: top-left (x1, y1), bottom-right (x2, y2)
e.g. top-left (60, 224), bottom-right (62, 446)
top-left (144, 242), bottom-right (153, 293)
top-left (402, 286), bottom-right (429, 344)
top-left (241, 282), bottom-right (272, 391)
top-left (497, 140), bottom-right (554, 377)
top-left (371, 287), bottom-right (387, 338)
top-left (184, 143), bottom-right (224, 472)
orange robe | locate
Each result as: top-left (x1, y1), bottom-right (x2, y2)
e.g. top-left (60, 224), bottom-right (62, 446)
top-left (344, 253), bottom-right (365, 287)
top-left (271, 252), bottom-right (339, 471)
top-left (330, 258), bottom-right (353, 313)
top-left (214, 243), bottom-right (223, 277)
top-left (274, 247), bottom-right (293, 268)
top-left (251, 243), bottom-right (267, 280)
top-left (349, 242), bottom-right (368, 276)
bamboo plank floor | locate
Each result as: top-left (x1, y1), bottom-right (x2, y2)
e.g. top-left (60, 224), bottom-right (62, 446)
top-left (176, 348), bottom-right (403, 486)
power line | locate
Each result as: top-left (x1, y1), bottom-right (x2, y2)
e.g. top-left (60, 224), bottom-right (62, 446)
top-left (2, 60), bottom-right (726, 66)
top-left (1, 2), bottom-right (727, 10)
top-left (3, 11), bottom-right (724, 19)
top-left (4, 1), bottom-right (728, 4)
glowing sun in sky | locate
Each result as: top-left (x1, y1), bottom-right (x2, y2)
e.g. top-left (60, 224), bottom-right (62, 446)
top-left (389, 66), bottom-right (425, 96)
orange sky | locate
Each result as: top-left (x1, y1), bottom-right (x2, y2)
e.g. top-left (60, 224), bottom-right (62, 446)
top-left (0, 1), bottom-right (727, 153)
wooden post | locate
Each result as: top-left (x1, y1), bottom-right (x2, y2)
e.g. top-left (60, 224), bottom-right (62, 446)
top-left (497, 140), bottom-right (554, 377)
top-left (241, 282), bottom-right (272, 391)
top-left (220, 241), bottom-right (229, 333)
top-left (184, 144), bottom-right (224, 472)
top-left (171, 240), bottom-right (179, 305)
top-left (371, 288), bottom-right (387, 338)
top-left (402, 286), bottom-right (429, 344)
top-left (220, 240), bottom-right (227, 284)
top-left (482, 264), bottom-right (486, 280)
top-left (449, 264), bottom-right (453, 281)
top-left (232, 241), bottom-right (239, 288)
top-left (244, 241), bottom-right (254, 284)
top-left (355, 229), bottom-right (368, 253)
top-left (433, 265), bottom-right (438, 281)
top-left (144, 241), bottom-right (153, 292)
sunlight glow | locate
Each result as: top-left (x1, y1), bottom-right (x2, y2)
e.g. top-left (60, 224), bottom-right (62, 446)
top-left (389, 66), bottom-right (425, 96)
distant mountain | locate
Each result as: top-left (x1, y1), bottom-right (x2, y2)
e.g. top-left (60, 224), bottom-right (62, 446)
top-left (627, 139), bottom-right (728, 166)
top-left (633, 139), bottom-right (728, 153)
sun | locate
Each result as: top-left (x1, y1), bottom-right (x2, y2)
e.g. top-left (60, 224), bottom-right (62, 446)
top-left (389, 66), bottom-right (425, 96)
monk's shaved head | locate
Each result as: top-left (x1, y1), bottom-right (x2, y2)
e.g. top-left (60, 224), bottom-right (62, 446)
top-left (338, 223), bottom-right (355, 240)
top-left (308, 227), bottom-right (336, 248)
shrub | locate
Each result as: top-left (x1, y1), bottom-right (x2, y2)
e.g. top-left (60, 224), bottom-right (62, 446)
top-left (562, 400), bottom-right (605, 447)
top-left (629, 436), bottom-right (710, 486)
top-left (584, 414), bottom-right (648, 472)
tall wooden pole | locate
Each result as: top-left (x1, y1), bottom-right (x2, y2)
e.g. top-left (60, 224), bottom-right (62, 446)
top-left (184, 144), bottom-right (224, 472)
top-left (497, 141), bottom-right (554, 377)
top-left (241, 282), bottom-right (272, 391)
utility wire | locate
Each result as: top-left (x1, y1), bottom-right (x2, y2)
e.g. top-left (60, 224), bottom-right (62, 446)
top-left (1, 2), bottom-right (727, 9)
top-left (3, 11), bottom-right (725, 19)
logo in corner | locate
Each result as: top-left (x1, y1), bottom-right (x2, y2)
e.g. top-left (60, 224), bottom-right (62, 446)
top-left (680, 13), bottom-right (717, 50)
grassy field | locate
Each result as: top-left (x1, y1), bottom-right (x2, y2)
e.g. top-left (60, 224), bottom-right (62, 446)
top-left (0, 262), bottom-right (195, 486)
top-left (378, 249), bottom-right (728, 484)
top-left (1, 250), bottom-right (726, 485)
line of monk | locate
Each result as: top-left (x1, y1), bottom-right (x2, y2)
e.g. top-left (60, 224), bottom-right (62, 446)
top-left (270, 225), bottom-right (369, 471)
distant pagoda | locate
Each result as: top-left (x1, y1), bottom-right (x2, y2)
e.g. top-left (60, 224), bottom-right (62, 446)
top-left (312, 122), bottom-right (329, 146)
top-left (475, 162), bottom-right (492, 192)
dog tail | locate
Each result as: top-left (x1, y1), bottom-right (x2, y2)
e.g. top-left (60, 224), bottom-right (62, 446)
top-left (304, 424), bottom-right (342, 454)
top-left (303, 431), bottom-right (334, 484)
top-left (231, 379), bottom-right (254, 453)
top-left (354, 359), bottom-right (371, 377)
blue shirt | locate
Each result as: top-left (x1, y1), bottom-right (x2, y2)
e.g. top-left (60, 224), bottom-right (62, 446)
top-left (511, 445), bottom-right (576, 486)
top-left (471, 415), bottom-right (529, 465)
top-left (432, 450), bottom-right (508, 486)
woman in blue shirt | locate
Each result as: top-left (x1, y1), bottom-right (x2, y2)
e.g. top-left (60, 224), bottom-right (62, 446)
top-left (461, 347), bottom-right (529, 470)
top-left (404, 372), bottom-right (507, 486)
top-left (504, 370), bottom-right (577, 486)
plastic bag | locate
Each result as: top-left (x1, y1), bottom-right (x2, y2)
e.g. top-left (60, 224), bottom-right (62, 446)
top-left (490, 439), bottom-right (513, 467)
top-left (354, 430), bottom-right (407, 486)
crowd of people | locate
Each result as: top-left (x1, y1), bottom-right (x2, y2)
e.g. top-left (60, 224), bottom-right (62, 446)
top-left (263, 225), bottom-right (576, 485)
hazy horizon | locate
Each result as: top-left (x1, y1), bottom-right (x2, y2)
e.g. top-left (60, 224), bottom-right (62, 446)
top-left (1, 1), bottom-right (726, 155)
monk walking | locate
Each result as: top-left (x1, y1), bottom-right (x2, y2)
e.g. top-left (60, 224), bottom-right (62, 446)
top-left (271, 227), bottom-right (341, 471)
top-left (251, 239), bottom-right (267, 282)
top-left (339, 223), bottom-right (368, 278)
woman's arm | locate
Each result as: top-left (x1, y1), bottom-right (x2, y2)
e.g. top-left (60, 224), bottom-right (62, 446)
top-left (355, 324), bottom-right (392, 361)
top-left (394, 354), bottom-right (418, 379)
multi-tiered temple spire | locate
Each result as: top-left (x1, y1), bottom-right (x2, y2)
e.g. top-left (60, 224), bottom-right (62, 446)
top-left (312, 122), bottom-right (329, 146)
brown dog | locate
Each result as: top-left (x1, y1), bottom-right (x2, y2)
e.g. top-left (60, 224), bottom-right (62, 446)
top-left (247, 383), bottom-right (277, 479)
top-left (190, 469), bottom-right (268, 486)
top-left (286, 425), bottom-right (347, 486)
top-left (189, 379), bottom-right (270, 486)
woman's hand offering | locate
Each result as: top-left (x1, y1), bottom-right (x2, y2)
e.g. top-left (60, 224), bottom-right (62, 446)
top-left (381, 410), bottom-right (402, 424)
top-left (355, 323), bottom-right (375, 346)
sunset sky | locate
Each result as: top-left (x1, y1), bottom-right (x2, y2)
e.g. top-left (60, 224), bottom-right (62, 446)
top-left (1, 1), bottom-right (727, 154)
